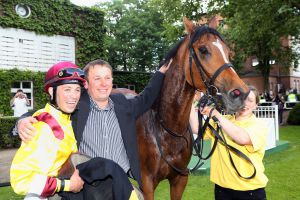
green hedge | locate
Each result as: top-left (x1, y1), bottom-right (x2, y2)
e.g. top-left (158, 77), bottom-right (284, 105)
top-left (0, 69), bottom-right (48, 116)
top-left (0, 117), bottom-right (20, 149)
top-left (0, 0), bottom-right (106, 66)
top-left (113, 71), bottom-right (151, 92)
top-left (287, 103), bottom-right (300, 125)
top-left (0, 69), bottom-right (151, 116)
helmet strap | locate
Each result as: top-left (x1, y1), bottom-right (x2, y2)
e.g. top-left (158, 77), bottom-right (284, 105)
top-left (50, 86), bottom-right (57, 106)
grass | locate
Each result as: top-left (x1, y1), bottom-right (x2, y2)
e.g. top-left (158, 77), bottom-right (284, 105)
top-left (1, 126), bottom-right (299, 200)
top-left (154, 125), bottom-right (300, 199)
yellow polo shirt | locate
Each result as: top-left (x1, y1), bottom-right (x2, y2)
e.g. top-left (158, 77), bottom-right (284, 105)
top-left (206, 114), bottom-right (269, 190)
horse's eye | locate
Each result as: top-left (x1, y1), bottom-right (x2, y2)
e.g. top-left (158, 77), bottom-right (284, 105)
top-left (198, 46), bottom-right (209, 55)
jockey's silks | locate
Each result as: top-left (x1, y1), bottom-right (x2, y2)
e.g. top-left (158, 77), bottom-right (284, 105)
top-left (10, 103), bottom-right (78, 197)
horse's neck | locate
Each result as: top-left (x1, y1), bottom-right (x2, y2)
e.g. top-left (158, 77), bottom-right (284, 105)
top-left (157, 63), bottom-right (195, 133)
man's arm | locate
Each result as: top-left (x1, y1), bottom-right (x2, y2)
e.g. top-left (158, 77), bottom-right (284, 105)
top-left (10, 112), bottom-right (37, 143)
top-left (128, 60), bottom-right (172, 117)
top-left (10, 94), bottom-right (17, 107)
top-left (25, 96), bottom-right (30, 106)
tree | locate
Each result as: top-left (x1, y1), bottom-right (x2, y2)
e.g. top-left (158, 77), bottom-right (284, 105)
top-left (149, 0), bottom-right (300, 90)
top-left (149, 0), bottom-right (209, 42)
top-left (209, 0), bottom-right (300, 90)
top-left (98, 0), bottom-right (169, 72)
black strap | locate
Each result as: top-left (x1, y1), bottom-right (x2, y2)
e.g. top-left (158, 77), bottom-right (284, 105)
top-left (190, 105), bottom-right (219, 174)
top-left (209, 63), bottom-right (232, 85)
top-left (59, 179), bottom-right (65, 192)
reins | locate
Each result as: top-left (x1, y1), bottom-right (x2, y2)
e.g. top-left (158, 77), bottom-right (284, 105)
top-left (192, 100), bottom-right (256, 179)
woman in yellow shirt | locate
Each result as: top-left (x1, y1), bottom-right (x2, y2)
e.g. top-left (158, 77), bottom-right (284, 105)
top-left (190, 86), bottom-right (268, 200)
top-left (10, 62), bottom-right (86, 199)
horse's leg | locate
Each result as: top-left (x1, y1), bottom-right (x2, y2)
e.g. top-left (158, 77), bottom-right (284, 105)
top-left (141, 175), bottom-right (160, 200)
top-left (169, 175), bottom-right (189, 200)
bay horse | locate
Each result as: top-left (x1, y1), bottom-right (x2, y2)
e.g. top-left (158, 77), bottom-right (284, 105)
top-left (133, 17), bottom-right (249, 200)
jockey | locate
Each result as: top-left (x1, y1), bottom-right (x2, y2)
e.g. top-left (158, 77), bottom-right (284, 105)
top-left (10, 62), bottom-right (86, 199)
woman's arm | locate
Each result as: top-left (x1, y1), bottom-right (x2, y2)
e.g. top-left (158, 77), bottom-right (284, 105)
top-left (201, 106), bottom-right (252, 145)
top-left (189, 105), bottom-right (199, 134)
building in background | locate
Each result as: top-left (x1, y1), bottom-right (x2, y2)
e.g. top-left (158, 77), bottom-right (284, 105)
top-left (0, 0), bottom-right (105, 116)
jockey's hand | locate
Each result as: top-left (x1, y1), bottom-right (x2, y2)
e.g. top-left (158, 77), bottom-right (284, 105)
top-left (69, 169), bottom-right (84, 193)
top-left (18, 116), bottom-right (37, 142)
top-left (158, 59), bottom-right (173, 74)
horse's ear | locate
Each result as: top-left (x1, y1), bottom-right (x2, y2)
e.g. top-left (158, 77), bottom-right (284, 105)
top-left (208, 15), bottom-right (222, 29)
top-left (183, 17), bottom-right (194, 34)
top-left (208, 16), bottom-right (218, 29)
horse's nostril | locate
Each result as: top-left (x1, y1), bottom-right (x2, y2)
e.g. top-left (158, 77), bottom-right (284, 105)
top-left (231, 89), bottom-right (241, 98)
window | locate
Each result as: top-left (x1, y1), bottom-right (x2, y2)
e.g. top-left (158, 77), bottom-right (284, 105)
top-left (11, 81), bottom-right (33, 109)
top-left (127, 84), bottom-right (135, 91)
top-left (113, 84), bottom-right (118, 89)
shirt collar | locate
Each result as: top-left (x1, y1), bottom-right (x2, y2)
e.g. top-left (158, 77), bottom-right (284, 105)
top-left (89, 96), bottom-right (114, 111)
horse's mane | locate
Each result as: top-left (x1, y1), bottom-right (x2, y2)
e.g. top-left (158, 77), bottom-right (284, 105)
top-left (158, 26), bottom-right (225, 68)
top-left (158, 37), bottom-right (186, 67)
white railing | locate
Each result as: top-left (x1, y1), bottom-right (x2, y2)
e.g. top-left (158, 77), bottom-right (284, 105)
top-left (254, 105), bottom-right (278, 150)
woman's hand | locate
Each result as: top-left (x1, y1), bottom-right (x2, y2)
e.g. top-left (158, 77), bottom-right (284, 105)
top-left (200, 106), bottom-right (218, 118)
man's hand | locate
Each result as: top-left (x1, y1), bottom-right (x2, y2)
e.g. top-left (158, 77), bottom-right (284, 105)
top-left (18, 117), bottom-right (37, 142)
top-left (158, 59), bottom-right (173, 74)
top-left (69, 169), bottom-right (84, 193)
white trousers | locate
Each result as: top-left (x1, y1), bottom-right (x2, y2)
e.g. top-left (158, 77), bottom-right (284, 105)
top-left (24, 193), bottom-right (47, 200)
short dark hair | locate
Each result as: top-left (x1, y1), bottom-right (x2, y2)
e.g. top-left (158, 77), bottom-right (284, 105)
top-left (17, 89), bottom-right (23, 93)
top-left (83, 59), bottom-right (113, 81)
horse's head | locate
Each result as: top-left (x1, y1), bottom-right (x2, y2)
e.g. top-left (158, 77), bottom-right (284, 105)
top-left (183, 17), bottom-right (249, 113)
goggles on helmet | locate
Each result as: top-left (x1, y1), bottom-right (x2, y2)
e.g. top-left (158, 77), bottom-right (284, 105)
top-left (57, 68), bottom-right (85, 79)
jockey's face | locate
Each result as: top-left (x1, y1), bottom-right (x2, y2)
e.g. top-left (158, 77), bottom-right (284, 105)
top-left (51, 84), bottom-right (81, 113)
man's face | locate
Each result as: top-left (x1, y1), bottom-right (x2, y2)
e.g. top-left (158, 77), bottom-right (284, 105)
top-left (86, 65), bottom-right (113, 105)
top-left (54, 84), bottom-right (81, 114)
top-left (17, 92), bottom-right (25, 98)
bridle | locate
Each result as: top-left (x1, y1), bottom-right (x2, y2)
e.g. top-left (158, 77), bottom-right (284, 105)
top-left (188, 26), bottom-right (233, 96)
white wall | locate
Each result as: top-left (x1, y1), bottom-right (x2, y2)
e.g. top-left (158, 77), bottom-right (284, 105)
top-left (0, 27), bottom-right (75, 72)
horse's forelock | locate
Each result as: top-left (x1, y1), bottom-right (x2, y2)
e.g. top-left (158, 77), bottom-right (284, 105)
top-left (158, 26), bottom-right (225, 68)
top-left (189, 26), bottom-right (224, 48)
